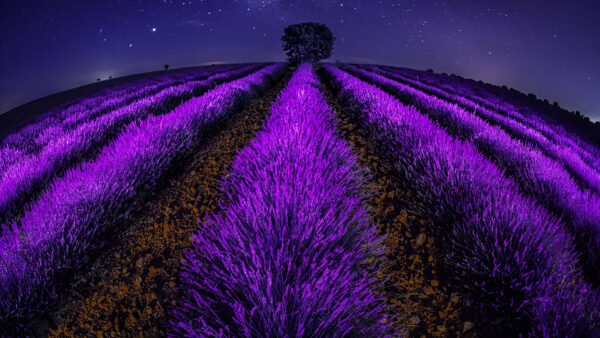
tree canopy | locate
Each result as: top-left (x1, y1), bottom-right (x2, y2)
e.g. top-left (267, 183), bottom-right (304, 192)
top-left (281, 22), bottom-right (335, 63)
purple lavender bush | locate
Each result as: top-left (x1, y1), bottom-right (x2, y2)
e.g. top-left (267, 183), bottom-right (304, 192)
top-left (0, 63), bottom-right (263, 225)
top-left (372, 65), bottom-right (600, 196)
top-left (37, 65), bottom-right (237, 148)
top-left (344, 64), bottom-right (600, 284)
top-left (0, 147), bottom-right (23, 175)
top-left (384, 65), bottom-right (600, 170)
top-left (0, 70), bottom-right (195, 176)
top-left (0, 64), bottom-right (238, 163)
top-left (0, 64), bottom-right (283, 333)
top-left (324, 64), bottom-right (599, 336)
top-left (171, 64), bottom-right (396, 337)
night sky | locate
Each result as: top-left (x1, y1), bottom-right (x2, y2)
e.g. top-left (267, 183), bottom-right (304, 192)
top-left (1, 0), bottom-right (598, 120)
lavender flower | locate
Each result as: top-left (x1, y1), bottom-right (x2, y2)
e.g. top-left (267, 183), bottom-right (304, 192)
top-left (172, 64), bottom-right (395, 337)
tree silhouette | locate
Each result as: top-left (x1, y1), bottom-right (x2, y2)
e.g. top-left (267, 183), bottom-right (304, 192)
top-left (281, 22), bottom-right (335, 64)
top-left (164, 64), bottom-right (169, 70)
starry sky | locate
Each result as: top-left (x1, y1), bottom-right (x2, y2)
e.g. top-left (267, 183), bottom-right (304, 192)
top-left (1, 0), bottom-right (599, 120)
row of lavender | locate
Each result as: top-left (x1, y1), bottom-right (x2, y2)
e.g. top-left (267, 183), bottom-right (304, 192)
top-left (34, 65), bottom-right (240, 153)
top-left (1, 68), bottom-right (182, 149)
top-left (0, 66), bottom-right (215, 172)
top-left (344, 65), bottom-right (600, 285)
top-left (172, 63), bottom-right (393, 336)
top-left (395, 65), bottom-right (600, 172)
top-left (0, 65), bottom-right (245, 176)
top-left (450, 68), bottom-right (600, 151)
top-left (0, 64), bottom-right (237, 162)
top-left (386, 65), bottom-right (600, 172)
top-left (324, 65), bottom-right (599, 336)
top-left (0, 64), bottom-right (263, 225)
top-left (372, 65), bottom-right (600, 196)
top-left (0, 63), bottom-right (283, 331)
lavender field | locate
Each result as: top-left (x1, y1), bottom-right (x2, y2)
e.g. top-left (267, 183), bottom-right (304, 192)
top-left (0, 62), bottom-right (599, 337)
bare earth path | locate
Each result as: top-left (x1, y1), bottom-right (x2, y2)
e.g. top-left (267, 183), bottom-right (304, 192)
top-left (49, 70), bottom-right (291, 337)
top-left (319, 68), bottom-right (462, 337)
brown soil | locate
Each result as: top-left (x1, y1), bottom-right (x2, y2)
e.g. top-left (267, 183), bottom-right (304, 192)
top-left (319, 69), bottom-right (463, 337)
top-left (49, 71), bottom-right (291, 337)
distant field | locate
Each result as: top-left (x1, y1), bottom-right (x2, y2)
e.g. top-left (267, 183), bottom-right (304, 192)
top-left (1, 62), bottom-right (598, 337)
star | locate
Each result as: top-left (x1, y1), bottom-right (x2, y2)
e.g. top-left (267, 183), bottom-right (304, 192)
top-left (152, 27), bottom-right (157, 32)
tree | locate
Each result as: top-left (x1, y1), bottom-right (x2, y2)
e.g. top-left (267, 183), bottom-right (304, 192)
top-left (281, 22), bottom-right (335, 63)
top-left (164, 64), bottom-right (170, 70)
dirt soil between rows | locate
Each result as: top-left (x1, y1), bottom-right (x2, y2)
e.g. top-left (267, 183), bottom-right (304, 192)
top-left (319, 67), bottom-right (464, 338)
top-left (48, 70), bottom-right (291, 337)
